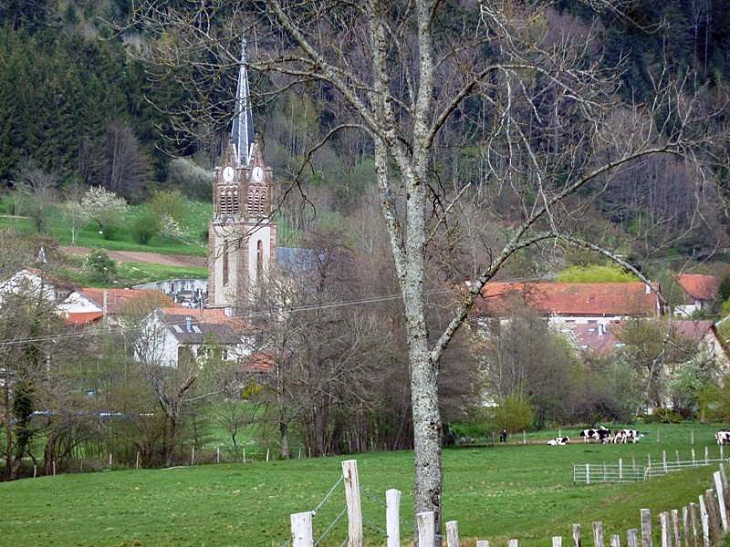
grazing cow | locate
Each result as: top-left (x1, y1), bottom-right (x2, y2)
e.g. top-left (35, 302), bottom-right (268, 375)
top-left (580, 426), bottom-right (612, 444)
top-left (715, 431), bottom-right (730, 445)
top-left (548, 436), bottom-right (570, 446)
top-left (613, 429), bottom-right (642, 444)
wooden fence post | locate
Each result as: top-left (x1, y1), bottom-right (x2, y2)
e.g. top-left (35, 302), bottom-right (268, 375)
top-left (266, 448), bottom-right (270, 462)
top-left (705, 447), bottom-right (709, 465)
top-left (191, 447), bottom-right (195, 466)
top-left (719, 463), bottom-right (729, 497)
top-left (713, 471), bottom-right (729, 531)
top-left (446, 521), bottom-right (460, 547)
top-left (620, 459), bottom-right (623, 481)
top-left (476, 541), bottom-right (490, 547)
top-left (523, 431), bottom-right (527, 445)
top-left (676, 451), bottom-right (680, 465)
top-left (508, 540), bottom-right (519, 547)
top-left (386, 489), bottom-right (400, 547)
top-left (586, 464), bottom-right (590, 485)
top-left (692, 449), bottom-right (697, 466)
top-left (660, 511), bottom-right (670, 547)
top-left (663, 451), bottom-right (668, 475)
top-left (573, 524), bottom-right (582, 547)
top-left (691, 430), bottom-right (695, 445)
top-left (52, 460), bottom-right (56, 477)
top-left (341, 460), bottom-right (363, 547)
top-left (416, 511), bottom-right (435, 547)
top-left (671, 509), bottom-right (681, 547)
top-left (704, 489), bottom-right (721, 543)
top-left (552, 537), bottom-right (563, 547)
top-left (689, 502), bottom-right (699, 547)
top-left (33, 464), bottom-right (37, 478)
top-left (108, 453), bottom-right (113, 469)
top-left (698, 495), bottom-right (710, 547)
top-left (611, 534), bottom-right (621, 547)
top-left (216, 446), bottom-right (220, 464)
top-left (291, 511), bottom-right (314, 547)
top-left (628, 529), bottom-right (638, 547)
top-left (641, 508), bottom-right (653, 547)
top-left (135, 452), bottom-right (140, 470)
top-left (681, 507), bottom-right (689, 547)
top-left (594, 522), bottom-right (604, 547)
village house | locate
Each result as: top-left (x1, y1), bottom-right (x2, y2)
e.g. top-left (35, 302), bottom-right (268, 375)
top-left (674, 273), bottom-right (722, 317)
top-left (136, 307), bottom-right (255, 368)
top-left (58, 287), bottom-right (177, 325)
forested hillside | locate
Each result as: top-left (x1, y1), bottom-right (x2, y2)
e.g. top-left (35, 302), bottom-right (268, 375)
top-left (0, 0), bottom-right (728, 270)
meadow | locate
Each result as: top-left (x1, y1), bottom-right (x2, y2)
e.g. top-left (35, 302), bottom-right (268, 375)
top-left (0, 198), bottom-right (211, 257)
top-left (1, 423), bottom-right (727, 547)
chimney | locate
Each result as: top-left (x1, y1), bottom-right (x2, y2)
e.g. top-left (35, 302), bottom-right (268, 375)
top-left (186, 317), bottom-right (192, 332)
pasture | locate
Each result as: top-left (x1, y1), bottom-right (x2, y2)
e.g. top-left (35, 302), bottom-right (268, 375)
top-left (1, 423), bottom-right (726, 546)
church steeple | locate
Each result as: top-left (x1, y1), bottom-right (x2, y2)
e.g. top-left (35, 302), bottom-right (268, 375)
top-left (208, 36), bottom-right (276, 313)
top-left (231, 38), bottom-right (254, 167)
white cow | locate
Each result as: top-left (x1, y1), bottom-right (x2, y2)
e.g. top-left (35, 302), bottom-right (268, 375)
top-left (715, 431), bottom-right (730, 445)
top-left (613, 429), bottom-right (643, 444)
top-left (547, 436), bottom-right (570, 446)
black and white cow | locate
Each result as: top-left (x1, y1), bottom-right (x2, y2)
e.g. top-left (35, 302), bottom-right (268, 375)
top-left (715, 431), bottom-right (730, 445)
top-left (613, 429), bottom-right (643, 444)
top-left (580, 426), bottom-right (612, 444)
top-left (547, 436), bottom-right (570, 446)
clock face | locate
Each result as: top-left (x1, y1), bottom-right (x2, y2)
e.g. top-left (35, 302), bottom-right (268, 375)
top-left (223, 166), bottom-right (235, 182)
top-left (252, 166), bottom-right (264, 182)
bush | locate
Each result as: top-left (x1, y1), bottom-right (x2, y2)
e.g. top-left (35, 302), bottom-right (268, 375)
top-left (491, 395), bottom-right (534, 433)
top-left (131, 210), bottom-right (160, 245)
top-left (149, 189), bottom-right (186, 223)
top-left (642, 408), bottom-right (683, 424)
top-left (85, 250), bottom-right (117, 283)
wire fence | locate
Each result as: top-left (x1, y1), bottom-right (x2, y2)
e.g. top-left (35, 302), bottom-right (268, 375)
top-left (573, 447), bottom-right (729, 485)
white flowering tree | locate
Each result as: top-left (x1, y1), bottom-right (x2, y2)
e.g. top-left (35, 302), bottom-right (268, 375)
top-left (80, 186), bottom-right (129, 240)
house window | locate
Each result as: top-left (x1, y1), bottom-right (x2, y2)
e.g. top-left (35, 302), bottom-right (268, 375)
top-left (222, 240), bottom-right (229, 286)
top-left (256, 240), bottom-right (263, 285)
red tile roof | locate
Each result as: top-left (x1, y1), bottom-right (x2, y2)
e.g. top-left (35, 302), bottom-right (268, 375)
top-left (565, 321), bottom-right (622, 355)
top-left (671, 320), bottom-right (714, 342)
top-left (676, 274), bottom-right (721, 301)
top-left (475, 282), bottom-right (660, 317)
top-left (64, 311), bottom-right (104, 325)
top-left (240, 351), bottom-right (275, 373)
top-left (78, 288), bottom-right (177, 314)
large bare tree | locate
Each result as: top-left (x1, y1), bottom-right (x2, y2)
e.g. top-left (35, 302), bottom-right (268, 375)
top-left (134, 1), bottom-right (723, 539)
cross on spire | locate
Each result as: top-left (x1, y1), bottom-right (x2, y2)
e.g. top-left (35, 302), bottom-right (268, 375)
top-left (231, 37), bottom-right (254, 167)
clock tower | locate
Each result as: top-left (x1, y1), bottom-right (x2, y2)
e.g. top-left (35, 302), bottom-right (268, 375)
top-left (208, 39), bottom-right (276, 312)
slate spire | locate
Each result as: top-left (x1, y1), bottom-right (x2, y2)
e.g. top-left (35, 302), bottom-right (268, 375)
top-left (231, 37), bottom-right (254, 167)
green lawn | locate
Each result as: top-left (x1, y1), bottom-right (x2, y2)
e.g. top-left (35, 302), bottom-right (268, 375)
top-left (0, 199), bottom-right (211, 257)
top-left (1, 423), bottom-right (726, 546)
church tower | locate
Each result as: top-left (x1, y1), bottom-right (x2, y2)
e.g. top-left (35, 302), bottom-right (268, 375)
top-left (208, 39), bottom-right (276, 312)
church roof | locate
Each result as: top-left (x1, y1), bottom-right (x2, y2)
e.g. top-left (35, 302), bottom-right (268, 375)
top-left (276, 247), bottom-right (316, 276)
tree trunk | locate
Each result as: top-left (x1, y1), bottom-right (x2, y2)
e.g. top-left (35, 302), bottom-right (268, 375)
top-left (280, 421), bottom-right (290, 459)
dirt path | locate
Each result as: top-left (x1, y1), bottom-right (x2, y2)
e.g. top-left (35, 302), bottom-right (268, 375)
top-left (62, 247), bottom-right (207, 268)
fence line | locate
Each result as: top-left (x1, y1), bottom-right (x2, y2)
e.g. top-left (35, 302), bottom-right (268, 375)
top-left (573, 449), bottom-right (729, 485)
top-left (289, 461), bottom-right (730, 547)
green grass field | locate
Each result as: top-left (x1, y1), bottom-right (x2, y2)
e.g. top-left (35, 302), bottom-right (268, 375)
top-left (0, 199), bottom-right (211, 257)
top-left (1, 423), bottom-right (726, 546)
